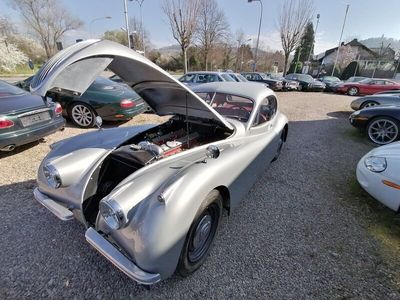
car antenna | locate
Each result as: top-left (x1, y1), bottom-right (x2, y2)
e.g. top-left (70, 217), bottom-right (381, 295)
top-left (186, 91), bottom-right (190, 148)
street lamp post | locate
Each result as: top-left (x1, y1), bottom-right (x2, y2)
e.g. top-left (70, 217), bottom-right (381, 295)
top-left (332, 4), bottom-right (350, 76)
top-left (239, 38), bottom-right (252, 72)
top-left (89, 16), bottom-right (112, 38)
top-left (123, 0), bottom-right (131, 48)
top-left (133, 0), bottom-right (146, 57)
top-left (247, 0), bottom-right (263, 72)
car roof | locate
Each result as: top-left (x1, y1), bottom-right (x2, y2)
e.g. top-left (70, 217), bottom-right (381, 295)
top-left (185, 71), bottom-right (226, 75)
top-left (191, 81), bottom-right (273, 102)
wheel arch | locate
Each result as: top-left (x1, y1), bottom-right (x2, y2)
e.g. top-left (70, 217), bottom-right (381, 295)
top-left (215, 185), bottom-right (231, 214)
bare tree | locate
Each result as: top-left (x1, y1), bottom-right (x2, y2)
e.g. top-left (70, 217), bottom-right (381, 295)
top-left (162, 0), bottom-right (201, 73)
top-left (196, 0), bottom-right (229, 70)
top-left (0, 15), bottom-right (17, 37)
top-left (278, 0), bottom-right (314, 75)
top-left (10, 0), bottom-right (82, 58)
top-left (129, 16), bottom-right (150, 53)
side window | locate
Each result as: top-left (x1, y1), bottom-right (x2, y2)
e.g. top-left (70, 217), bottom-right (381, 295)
top-left (254, 74), bottom-right (262, 80)
top-left (252, 95), bottom-right (278, 127)
top-left (385, 81), bottom-right (395, 85)
top-left (195, 74), bottom-right (207, 83)
top-left (180, 74), bottom-right (195, 83)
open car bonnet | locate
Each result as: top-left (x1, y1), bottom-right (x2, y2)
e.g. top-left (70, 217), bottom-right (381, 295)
top-left (30, 39), bottom-right (233, 131)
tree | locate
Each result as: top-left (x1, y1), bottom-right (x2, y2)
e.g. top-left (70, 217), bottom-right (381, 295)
top-left (162, 0), bottom-right (201, 73)
top-left (196, 0), bottom-right (229, 70)
top-left (341, 61), bottom-right (360, 80)
top-left (129, 16), bottom-right (150, 52)
top-left (10, 0), bottom-right (82, 58)
top-left (289, 21), bottom-right (314, 72)
top-left (103, 30), bottom-right (128, 46)
top-left (278, 0), bottom-right (314, 75)
top-left (0, 37), bottom-right (28, 72)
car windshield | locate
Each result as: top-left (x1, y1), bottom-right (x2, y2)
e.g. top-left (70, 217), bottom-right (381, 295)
top-left (323, 76), bottom-right (340, 82)
top-left (297, 74), bottom-right (314, 82)
top-left (259, 73), bottom-right (268, 80)
top-left (358, 78), bottom-right (372, 84)
top-left (0, 80), bottom-right (26, 97)
top-left (196, 92), bottom-right (254, 123)
top-left (270, 74), bottom-right (283, 80)
top-left (235, 74), bottom-right (248, 81)
top-left (221, 74), bottom-right (235, 81)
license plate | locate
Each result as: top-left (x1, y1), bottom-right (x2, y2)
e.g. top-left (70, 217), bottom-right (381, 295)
top-left (20, 111), bottom-right (51, 127)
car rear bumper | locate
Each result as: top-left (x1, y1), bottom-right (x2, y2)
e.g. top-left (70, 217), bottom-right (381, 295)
top-left (0, 117), bottom-right (65, 149)
top-left (85, 227), bottom-right (161, 285)
top-left (33, 188), bottom-right (74, 221)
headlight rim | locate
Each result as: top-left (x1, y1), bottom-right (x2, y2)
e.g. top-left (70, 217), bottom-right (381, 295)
top-left (99, 198), bottom-right (128, 230)
top-left (43, 163), bottom-right (62, 189)
top-left (364, 156), bottom-right (387, 173)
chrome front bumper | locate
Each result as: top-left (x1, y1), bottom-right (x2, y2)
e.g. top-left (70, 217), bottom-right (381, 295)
top-left (85, 227), bottom-right (161, 285)
top-left (33, 188), bottom-right (74, 221)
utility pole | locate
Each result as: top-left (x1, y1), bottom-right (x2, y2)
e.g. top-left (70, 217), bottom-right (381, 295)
top-left (133, 0), bottom-right (146, 56)
top-left (332, 4), bottom-right (350, 76)
top-left (307, 13), bottom-right (320, 63)
top-left (247, 0), bottom-right (263, 72)
top-left (123, 0), bottom-right (131, 48)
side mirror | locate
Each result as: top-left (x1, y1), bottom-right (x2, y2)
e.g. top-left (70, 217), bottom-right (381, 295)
top-left (206, 145), bottom-right (220, 159)
top-left (95, 116), bottom-right (103, 129)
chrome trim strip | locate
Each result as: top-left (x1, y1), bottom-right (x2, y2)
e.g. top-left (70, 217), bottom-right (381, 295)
top-left (33, 188), bottom-right (74, 221)
top-left (18, 108), bottom-right (51, 117)
top-left (85, 227), bottom-right (161, 285)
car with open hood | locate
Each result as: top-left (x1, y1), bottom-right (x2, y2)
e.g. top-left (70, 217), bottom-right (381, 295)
top-left (31, 39), bottom-right (288, 286)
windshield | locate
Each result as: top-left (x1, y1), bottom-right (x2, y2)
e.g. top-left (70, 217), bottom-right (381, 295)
top-left (236, 74), bottom-right (248, 82)
top-left (297, 74), bottom-right (314, 82)
top-left (323, 76), bottom-right (340, 82)
top-left (196, 92), bottom-right (254, 122)
top-left (358, 78), bottom-right (372, 84)
top-left (259, 73), bottom-right (268, 80)
top-left (0, 80), bottom-right (26, 97)
top-left (221, 74), bottom-right (235, 81)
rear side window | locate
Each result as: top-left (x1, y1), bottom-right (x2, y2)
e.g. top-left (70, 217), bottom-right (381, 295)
top-left (179, 74), bottom-right (196, 83)
top-left (252, 95), bottom-right (278, 126)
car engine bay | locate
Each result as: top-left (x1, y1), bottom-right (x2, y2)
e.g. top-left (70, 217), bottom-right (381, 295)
top-left (82, 116), bottom-right (232, 224)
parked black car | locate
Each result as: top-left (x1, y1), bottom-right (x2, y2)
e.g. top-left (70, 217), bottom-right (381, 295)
top-left (349, 106), bottom-right (400, 145)
top-left (16, 76), bottom-right (147, 128)
top-left (285, 73), bottom-right (325, 92)
top-left (350, 94), bottom-right (400, 110)
top-left (318, 76), bottom-right (343, 92)
top-left (0, 80), bottom-right (65, 152)
top-left (241, 72), bottom-right (283, 91)
top-left (268, 74), bottom-right (299, 91)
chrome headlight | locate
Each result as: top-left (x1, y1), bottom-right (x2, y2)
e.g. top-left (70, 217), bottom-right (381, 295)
top-left (364, 156), bottom-right (387, 173)
top-left (99, 199), bottom-right (127, 230)
top-left (43, 163), bottom-right (62, 188)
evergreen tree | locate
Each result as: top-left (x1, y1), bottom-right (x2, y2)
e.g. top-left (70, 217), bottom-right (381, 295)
top-left (289, 22), bottom-right (315, 73)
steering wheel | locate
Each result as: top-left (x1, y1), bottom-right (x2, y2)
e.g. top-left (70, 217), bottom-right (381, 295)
top-left (230, 105), bottom-right (251, 119)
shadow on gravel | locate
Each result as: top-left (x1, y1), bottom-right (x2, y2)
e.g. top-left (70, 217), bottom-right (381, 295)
top-left (326, 111), bottom-right (352, 119)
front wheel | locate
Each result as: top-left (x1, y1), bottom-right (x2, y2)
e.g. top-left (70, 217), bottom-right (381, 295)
top-left (367, 117), bottom-right (400, 145)
top-left (361, 101), bottom-right (378, 109)
top-left (176, 190), bottom-right (222, 277)
top-left (68, 102), bottom-right (96, 128)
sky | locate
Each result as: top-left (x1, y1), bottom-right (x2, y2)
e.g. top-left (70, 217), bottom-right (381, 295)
top-left (1, 0), bottom-right (400, 55)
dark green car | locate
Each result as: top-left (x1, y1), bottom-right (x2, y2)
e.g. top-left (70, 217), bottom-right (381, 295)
top-left (0, 80), bottom-right (65, 152)
top-left (16, 76), bottom-right (148, 128)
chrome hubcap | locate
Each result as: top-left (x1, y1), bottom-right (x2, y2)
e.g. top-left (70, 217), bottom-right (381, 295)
top-left (192, 214), bottom-right (212, 250)
top-left (72, 105), bottom-right (93, 127)
top-left (349, 87), bottom-right (358, 95)
top-left (368, 119), bottom-right (398, 144)
top-left (364, 102), bottom-right (376, 108)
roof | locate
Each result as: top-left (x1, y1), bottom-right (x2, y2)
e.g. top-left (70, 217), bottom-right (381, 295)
top-left (185, 71), bottom-right (227, 75)
top-left (315, 39), bottom-right (379, 62)
top-left (191, 81), bottom-right (274, 102)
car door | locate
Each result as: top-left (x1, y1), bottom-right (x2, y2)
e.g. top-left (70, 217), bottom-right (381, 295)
top-left (367, 80), bottom-right (386, 94)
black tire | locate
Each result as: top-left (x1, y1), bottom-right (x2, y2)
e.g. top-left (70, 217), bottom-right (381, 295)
top-left (176, 190), bottom-right (222, 277)
top-left (347, 86), bottom-right (359, 96)
top-left (367, 117), bottom-right (400, 145)
top-left (361, 101), bottom-right (379, 109)
top-left (68, 102), bottom-right (96, 128)
top-left (272, 128), bottom-right (287, 162)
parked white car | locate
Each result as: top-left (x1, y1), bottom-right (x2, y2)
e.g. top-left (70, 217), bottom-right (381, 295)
top-left (356, 142), bottom-right (400, 211)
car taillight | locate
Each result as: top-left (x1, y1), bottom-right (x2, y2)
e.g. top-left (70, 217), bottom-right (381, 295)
top-left (54, 102), bottom-right (63, 115)
top-left (0, 117), bottom-right (14, 129)
top-left (120, 99), bottom-right (135, 108)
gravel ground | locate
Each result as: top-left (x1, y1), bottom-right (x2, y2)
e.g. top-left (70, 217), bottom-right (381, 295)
top-left (1, 92), bottom-right (400, 299)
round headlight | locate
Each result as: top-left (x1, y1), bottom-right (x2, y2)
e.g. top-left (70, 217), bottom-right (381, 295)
top-left (364, 156), bottom-right (387, 173)
top-left (99, 199), bottom-right (127, 230)
top-left (43, 163), bottom-right (62, 188)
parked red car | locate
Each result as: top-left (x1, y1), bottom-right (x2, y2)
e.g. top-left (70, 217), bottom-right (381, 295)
top-left (336, 78), bottom-right (400, 96)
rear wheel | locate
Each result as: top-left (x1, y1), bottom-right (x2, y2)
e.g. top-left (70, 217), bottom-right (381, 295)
top-left (272, 128), bottom-right (287, 162)
top-left (367, 117), bottom-right (400, 145)
top-left (68, 102), bottom-right (96, 128)
top-left (361, 101), bottom-right (378, 109)
top-left (176, 190), bottom-right (222, 277)
top-left (347, 86), bottom-right (359, 96)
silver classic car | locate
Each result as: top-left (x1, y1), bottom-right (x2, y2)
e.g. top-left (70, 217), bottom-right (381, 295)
top-left (32, 40), bottom-right (288, 286)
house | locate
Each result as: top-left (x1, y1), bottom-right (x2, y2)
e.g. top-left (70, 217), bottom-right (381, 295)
top-left (314, 39), bottom-right (379, 65)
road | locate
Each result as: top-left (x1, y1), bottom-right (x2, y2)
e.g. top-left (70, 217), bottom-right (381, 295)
top-left (1, 92), bottom-right (399, 299)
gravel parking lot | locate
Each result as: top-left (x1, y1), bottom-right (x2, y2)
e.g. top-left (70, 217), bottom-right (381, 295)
top-left (1, 91), bottom-right (400, 299)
